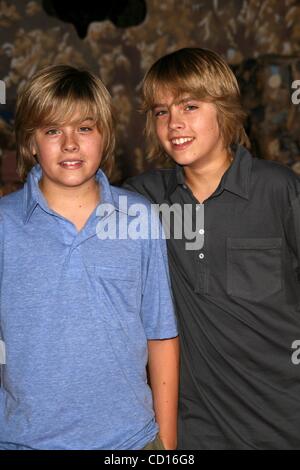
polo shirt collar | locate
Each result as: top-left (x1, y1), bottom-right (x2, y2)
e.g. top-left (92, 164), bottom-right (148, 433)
top-left (166, 144), bottom-right (252, 200)
top-left (165, 165), bottom-right (182, 197)
top-left (221, 145), bottom-right (252, 200)
top-left (23, 165), bottom-right (47, 224)
top-left (22, 165), bottom-right (122, 224)
top-left (96, 170), bottom-right (130, 216)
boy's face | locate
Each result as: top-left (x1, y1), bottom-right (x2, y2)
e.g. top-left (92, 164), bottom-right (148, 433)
top-left (31, 112), bottom-right (104, 191)
top-left (153, 91), bottom-right (225, 168)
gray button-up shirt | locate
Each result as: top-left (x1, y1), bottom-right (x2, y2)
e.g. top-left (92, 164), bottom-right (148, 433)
top-left (124, 145), bottom-right (300, 449)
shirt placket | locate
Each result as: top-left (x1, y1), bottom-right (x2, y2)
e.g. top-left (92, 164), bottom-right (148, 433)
top-left (195, 203), bottom-right (208, 294)
top-left (178, 184), bottom-right (208, 295)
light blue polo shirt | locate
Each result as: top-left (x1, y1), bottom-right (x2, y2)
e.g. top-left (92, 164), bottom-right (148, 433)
top-left (0, 165), bottom-right (177, 450)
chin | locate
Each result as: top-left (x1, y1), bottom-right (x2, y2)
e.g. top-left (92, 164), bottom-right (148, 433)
top-left (170, 154), bottom-right (198, 166)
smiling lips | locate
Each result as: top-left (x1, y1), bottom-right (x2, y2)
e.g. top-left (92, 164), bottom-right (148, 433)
top-left (170, 137), bottom-right (194, 149)
top-left (59, 160), bottom-right (84, 169)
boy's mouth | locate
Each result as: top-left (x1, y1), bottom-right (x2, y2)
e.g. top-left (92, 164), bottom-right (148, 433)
top-left (170, 137), bottom-right (194, 149)
top-left (59, 160), bottom-right (84, 169)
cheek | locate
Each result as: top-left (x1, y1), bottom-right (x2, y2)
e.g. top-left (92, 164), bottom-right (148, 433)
top-left (199, 116), bottom-right (220, 138)
top-left (96, 138), bottom-right (105, 156)
top-left (207, 109), bottom-right (220, 134)
top-left (90, 134), bottom-right (103, 148)
top-left (35, 144), bottom-right (52, 161)
top-left (155, 121), bottom-right (167, 141)
top-left (209, 121), bottom-right (221, 138)
top-left (87, 138), bottom-right (104, 163)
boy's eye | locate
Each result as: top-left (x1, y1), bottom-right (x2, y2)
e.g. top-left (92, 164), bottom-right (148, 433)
top-left (45, 129), bottom-right (60, 135)
top-left (185, 104), bottom-right (198, 111)
top-left (79, 127), bottom-right (93, 132)
top-left (154, 109), bottom-right (168, 117)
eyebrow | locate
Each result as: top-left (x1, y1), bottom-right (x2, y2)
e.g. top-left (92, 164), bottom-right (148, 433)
top-left (177, 97), bottom-right (196, 104)
top-left (152, 102), bottom-right (167, 108)
top-left (40, 117), bottom-right (96, 128)
top-left (78, 117), bottom-right (95, 122)
top-left (152, 96), bottom-right (197, 108)
top-left (73, 117), bottom-right (96, 125)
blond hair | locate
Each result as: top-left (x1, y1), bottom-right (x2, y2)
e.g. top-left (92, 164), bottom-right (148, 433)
top-left (142, 48), bottom-right (250, 162)
top-left (15, 65), bottom-right (115, 180)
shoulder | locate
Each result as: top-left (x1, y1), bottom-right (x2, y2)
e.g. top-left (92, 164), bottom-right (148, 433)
top-left (0, 189), bottom-right (24, 240)
top-left (0, 189), bottom-right (24, 217)
top-left (122, 168), bottom-right (176, 204)
top-left (251, 157), bottom-right (300, 198)
top-left (252, 157), bottom-right (299, 181)
top-left (110, 184), bottom-right (166, 244)
top-left (110, 184), bottom-right (155, 209)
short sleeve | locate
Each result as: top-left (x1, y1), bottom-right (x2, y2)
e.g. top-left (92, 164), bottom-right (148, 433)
top-left (0, 214), bottom-right (5, 382)
top-left (0, 212), bottom-right (3, 314)
top-left (140, 214), bottom-right (178, 340)
top-left (284, 176), bottom-right (300, 285)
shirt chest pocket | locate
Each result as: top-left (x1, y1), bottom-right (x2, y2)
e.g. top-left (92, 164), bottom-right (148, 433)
top-left (226, 238), bottom-right (282, 302)
top-left (91, 266), bottom-right (140, 326)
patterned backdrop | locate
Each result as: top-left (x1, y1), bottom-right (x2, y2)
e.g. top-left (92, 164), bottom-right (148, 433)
top-left (0, 0), bottom-right (300, 194)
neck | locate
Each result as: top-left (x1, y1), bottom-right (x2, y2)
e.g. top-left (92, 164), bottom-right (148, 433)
top-left (183, 148), bottom-right (233, 203)
top-left (39, 178), bottom-right (100, 214)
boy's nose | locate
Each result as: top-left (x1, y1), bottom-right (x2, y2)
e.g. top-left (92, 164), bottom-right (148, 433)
top-left (62, 134), bottom-right (79, 152)
top-left (168, 110), bottom-right (184, 130)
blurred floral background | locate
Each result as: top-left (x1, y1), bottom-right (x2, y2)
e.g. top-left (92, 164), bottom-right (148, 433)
top-left (0, 0), bottom-right (300, 195)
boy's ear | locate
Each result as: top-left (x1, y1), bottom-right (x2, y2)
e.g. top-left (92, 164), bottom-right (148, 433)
top-left (29, 138), bottom-right (38, 159)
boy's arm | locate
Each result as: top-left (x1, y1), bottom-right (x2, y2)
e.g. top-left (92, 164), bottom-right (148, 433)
top-left (291, 195), bottom-right (300, 263)
top-left (136, 197), bottom-right (179, 449)
top-left (148, 336), bottom-right (180, 450)
top-left (285, 194), bottom-right (300, 265)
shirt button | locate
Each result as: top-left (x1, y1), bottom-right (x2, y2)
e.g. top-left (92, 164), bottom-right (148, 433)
top-left (199, 229), bottom-right (205, 235)
top-left (199, 253), bottom-right (205, 259)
